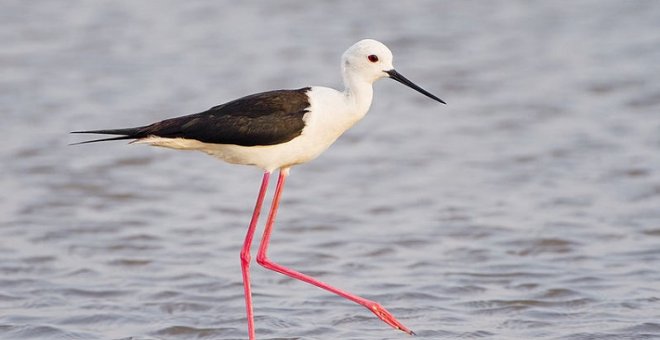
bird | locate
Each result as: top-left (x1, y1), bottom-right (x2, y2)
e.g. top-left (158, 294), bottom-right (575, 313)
top-left (72, 39), bottom-right (445, 339)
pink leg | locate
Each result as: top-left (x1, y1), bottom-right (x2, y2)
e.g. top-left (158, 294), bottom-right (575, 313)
top-left (256, 168), bottom-right (414, 335)
top-left (240, 171), bottom-right (271, 340)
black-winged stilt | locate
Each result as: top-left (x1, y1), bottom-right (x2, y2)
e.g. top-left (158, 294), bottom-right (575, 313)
top-left (72, 39), bottom-right (445, 338)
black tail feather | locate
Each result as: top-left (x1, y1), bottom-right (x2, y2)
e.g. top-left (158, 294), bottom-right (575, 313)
top-left (70, 127), bottom-right (141, 136)
top-left (70, 127), bottom-right (143, 145)
top-left (69, 135), bottom-right (137, 145)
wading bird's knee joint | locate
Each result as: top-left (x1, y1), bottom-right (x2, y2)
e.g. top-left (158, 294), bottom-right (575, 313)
top-left (240, 250), bottom-right (251, 266)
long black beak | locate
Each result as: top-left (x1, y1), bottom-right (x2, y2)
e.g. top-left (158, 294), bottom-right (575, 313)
top-left (386, 69), bottom-right (446, 104)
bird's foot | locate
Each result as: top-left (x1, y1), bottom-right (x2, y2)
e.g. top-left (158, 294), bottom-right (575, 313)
top-left (366, 302), bottom-right (415, 335)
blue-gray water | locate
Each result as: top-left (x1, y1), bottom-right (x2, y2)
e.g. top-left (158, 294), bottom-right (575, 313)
top-left (2, 1), bottom-right (660, 339)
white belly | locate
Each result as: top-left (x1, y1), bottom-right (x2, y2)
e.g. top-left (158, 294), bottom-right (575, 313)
top-left (137, 132), bottom-right (334, 171)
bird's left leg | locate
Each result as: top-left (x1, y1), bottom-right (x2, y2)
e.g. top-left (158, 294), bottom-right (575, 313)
top-left (255, 168), bottom-right (414, 335)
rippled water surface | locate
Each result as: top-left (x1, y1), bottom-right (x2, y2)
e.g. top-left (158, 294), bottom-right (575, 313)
top-left (2, 1), bottom-right (660, 339)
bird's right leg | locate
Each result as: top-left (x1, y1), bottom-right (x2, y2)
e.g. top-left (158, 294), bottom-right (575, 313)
top-left (255, 169), bottom-right (414, 335)
top-left (240, 171), bottom-right (271, 340)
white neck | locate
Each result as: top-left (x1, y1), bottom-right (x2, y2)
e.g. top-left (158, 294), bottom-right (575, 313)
top-left (342, 69), bottom-right (374, 118)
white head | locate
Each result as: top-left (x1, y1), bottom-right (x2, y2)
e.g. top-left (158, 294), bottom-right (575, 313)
top-left (342, 39), bottom-right (394, 83)
top-left (341, 39), bottom-right (445, 103)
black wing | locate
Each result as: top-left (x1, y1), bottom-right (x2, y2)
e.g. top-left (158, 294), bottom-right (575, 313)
top-left (72, 88), bottom-right (311, 146)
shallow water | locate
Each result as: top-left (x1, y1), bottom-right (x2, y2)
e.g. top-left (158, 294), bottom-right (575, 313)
top-left (2, 1), bottom-right (660, 339)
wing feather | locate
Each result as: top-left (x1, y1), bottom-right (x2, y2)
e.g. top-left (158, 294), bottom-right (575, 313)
top-left (72, 88), bottom-right (311, 147)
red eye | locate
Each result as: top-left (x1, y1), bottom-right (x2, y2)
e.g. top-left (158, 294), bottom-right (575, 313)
top-left (368, 55), bottom-right (379, 63)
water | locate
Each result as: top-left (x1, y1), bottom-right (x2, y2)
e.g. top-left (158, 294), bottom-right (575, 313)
top-left (2, 1), bottom-right (660, 339)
